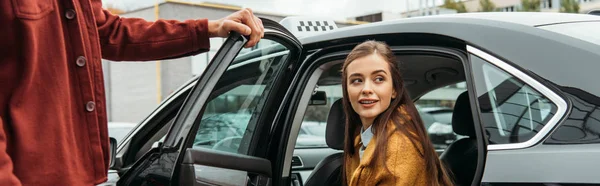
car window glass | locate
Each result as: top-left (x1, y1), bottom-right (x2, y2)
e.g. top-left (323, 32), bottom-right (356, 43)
top-left (546, 88), bottom-right (600, 144)
top-left (415, 82), bottom-right (468, 150)
top-left (297, 84), bottom-right (342, 148)
top-left (297, 80), bottom-right (469, 151)
top-left (191, 38), bottom-right (290, 154)
top-left (470, 55), bottom-right (558, 145)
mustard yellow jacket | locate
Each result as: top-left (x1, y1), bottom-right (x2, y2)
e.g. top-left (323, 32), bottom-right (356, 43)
top-left (344, 118), bottom-right (428, 186)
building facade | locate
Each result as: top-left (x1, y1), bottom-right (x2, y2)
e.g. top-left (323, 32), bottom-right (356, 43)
top-left (461, 0), bottom-right (599, 13)
top-left (347, 0), bottom-right (600, 22)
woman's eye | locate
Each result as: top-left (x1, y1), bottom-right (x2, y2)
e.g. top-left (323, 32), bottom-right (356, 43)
top-left (375, 77), bottom-right (384, 82)
top-left (350, 79), bottom-right (362, 84)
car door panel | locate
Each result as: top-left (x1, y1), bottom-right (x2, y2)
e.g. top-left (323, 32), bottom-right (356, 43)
top-left (183, 165), bottom-right (247, 186)
top-left (181, 148), bottom-right (272, 178)
top-left (172, 30), bottom-right (300, 185)
top-left (173, 35), bottom-right (299, 186)
top-left (482, 143), bottom-right (600, 184)
top-left (117, 18), bottom-right (302, 186)
top-left (117, 32), bottom-right (248, 186)
top-left (179, 148), bottom-right (271, 186)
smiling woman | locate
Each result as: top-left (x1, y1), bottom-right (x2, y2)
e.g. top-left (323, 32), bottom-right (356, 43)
top-left (345, 54), bottom-right (397, 127)
top-left (340, 40), bottom-right (453, 186)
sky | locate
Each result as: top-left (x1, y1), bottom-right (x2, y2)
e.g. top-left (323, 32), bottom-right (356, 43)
top-left (102, 0), bottom-right (446, 20)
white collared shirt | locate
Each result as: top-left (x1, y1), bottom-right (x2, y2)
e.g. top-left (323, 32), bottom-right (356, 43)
top-left (359, 125), bottom-right (374, 159)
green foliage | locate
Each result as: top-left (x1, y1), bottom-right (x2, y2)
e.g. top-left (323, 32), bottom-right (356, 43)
top-left (443, 0), bottom-right (468, 13)
top-left (560, 0), bottom-right (580, 13)
top-left (479, 0), bottom-right (496, 12)
top-left (520, 0), bottom-right (541, 12)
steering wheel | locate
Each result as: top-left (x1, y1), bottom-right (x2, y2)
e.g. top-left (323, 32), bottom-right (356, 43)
top-left (212, 136), bottom-right (243, 153)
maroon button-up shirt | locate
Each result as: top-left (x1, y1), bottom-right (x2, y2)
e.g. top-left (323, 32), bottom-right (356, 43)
top-left (0, 0), bottom-right (210, 185)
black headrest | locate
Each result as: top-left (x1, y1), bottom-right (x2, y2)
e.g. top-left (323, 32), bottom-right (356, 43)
top-left (452, 91), bottom-right (476, 137)
top-left (326, 99), bottom-right (345, 150)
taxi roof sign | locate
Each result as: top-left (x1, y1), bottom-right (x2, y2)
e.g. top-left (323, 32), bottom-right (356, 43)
top-left (279, 16), bottom-right (338, 38)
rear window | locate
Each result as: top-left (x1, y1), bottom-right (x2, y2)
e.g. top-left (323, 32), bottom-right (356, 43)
top-left (539, 21), bottom-right (600, 45)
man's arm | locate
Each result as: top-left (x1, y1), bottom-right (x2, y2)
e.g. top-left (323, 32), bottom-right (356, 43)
top-left (91, 0), bottom-right (263, 61)
top-left (0, 116), bottom-right (21, 186)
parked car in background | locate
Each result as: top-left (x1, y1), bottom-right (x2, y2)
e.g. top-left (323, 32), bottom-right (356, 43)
top-left (296, 121), bottom-right (327, 148)
top-left (421, 107), bottom-right (454, 124)
top-left (192, 113), bottom-right (327, 153)
top-left (417, 106), bottom-right (458, 150)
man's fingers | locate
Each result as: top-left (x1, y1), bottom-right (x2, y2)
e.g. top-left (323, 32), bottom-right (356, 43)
top-left (247, 16), bottom-right (262, 47)
top-left (237, 8), bottom-right (262, 47)
top-left (253, 15), bottom-right (264, 39)
top-left (256, 17), bottom-right (264, 38)
top-left (238, 8), bottom-right (257, 35)
top-left (224, 20), bottom-right (251, 36)
top-left (213, 8), bottom-right (263, 47)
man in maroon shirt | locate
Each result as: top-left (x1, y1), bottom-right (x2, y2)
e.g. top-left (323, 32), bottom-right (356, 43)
top-left (0, 0), bottom-right (264, 185)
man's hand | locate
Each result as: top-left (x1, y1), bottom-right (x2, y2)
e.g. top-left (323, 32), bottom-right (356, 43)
top-left (208, 8), bottom-right (264, 48)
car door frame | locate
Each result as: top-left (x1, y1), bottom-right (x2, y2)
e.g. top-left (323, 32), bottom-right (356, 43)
top-left (265, 33), bottom-right (489, 186)
top-left (117, 18), bottom-right (303, 186)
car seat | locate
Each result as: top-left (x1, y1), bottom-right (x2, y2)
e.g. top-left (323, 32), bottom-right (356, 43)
top-left (303, 99), bottom-right (345, 186)
top-left (440, 91), bottom-right (478, 186)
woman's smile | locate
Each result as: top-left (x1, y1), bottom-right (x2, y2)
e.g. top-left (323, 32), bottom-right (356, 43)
top-left (358, 98), bottom-right (379, 108)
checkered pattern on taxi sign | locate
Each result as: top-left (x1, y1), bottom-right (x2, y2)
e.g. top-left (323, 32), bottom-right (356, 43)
top-left (297, 21), bottom-right (335, 32)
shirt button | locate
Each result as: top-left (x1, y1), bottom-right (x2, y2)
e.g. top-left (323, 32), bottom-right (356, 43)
top-left (65, 9), bottom-right (76, 20)
top-left (76, 56), bottom-right (86, 67)
top-left (86, 101), bottom-right (95, 112)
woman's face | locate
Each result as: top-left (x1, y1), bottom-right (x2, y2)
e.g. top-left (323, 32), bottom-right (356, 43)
top-left (345, 53), bottom-right (396, 126)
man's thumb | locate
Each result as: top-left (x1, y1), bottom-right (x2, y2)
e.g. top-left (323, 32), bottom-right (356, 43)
top-left (225, 21), bottom-right (251, 36)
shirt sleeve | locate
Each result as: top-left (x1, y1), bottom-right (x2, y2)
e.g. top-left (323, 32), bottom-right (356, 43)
top-left (91, 0), bottom-right (211, 61)
top-left (0, 116), bottom-right (22, 186)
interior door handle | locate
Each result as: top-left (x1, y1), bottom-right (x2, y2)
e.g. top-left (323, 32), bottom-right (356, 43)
top-left (292, 179), bottom-right (301, 186)
top-left (246, 174), bottom-right (271, 186)
top-left (290, 173), bottom-right (302, 186)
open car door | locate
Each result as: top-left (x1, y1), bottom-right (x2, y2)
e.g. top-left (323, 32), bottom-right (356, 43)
top-left (117, 18), bottom-right (302, 186)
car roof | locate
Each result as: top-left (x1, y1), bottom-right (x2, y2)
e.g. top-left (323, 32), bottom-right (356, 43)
top-left (407, 12), bottom-right (600, 26)
top-left (297, 12), bottom-right (600, 97)
top-left (299, 12), bottom-right (600, 45)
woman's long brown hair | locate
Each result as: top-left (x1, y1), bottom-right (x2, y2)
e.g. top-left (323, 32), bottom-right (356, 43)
top-left (340, 41), bottom-right (453, 186)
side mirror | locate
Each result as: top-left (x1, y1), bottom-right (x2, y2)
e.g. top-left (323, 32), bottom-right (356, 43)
top-left (109, 137), bottom-right (117, 168)
top-left (309, 91), bottom-right (327, 105)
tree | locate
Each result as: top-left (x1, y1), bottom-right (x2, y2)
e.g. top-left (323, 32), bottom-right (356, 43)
top-left (442, 0), bottom-right (468, 13)
top-left (479, 0), bottom-right (496, 12)
top-left (520, 0), bottom-right (541, 12)
top-left (560, 0), bottom-right (580, 13)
